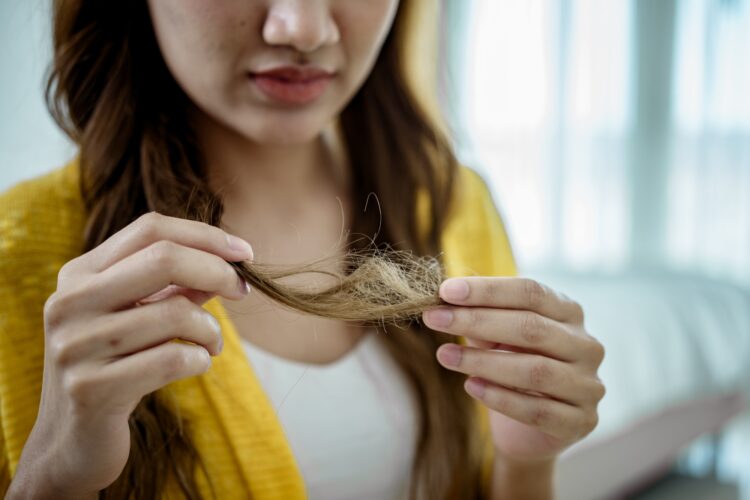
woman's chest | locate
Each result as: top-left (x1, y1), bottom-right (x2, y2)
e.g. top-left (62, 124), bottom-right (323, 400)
top-left (223, 293), bottom-right (369, 364)
top-left (241, 330), bottom-right (420, 500)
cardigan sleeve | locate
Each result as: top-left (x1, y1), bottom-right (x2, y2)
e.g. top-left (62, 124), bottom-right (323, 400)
top-left (442, 166), bottom-right (518, 279)
top-left (0, 413), bottom-right (8, 494)
top-left (0, 164), bottom-right (86, 491)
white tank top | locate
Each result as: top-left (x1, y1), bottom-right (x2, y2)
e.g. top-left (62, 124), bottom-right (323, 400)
top-left (240, 329), bottom-right (419, 500)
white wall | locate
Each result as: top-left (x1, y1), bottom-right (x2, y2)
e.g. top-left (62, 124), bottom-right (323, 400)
top-left (0, 0), bottom-right (76, 192)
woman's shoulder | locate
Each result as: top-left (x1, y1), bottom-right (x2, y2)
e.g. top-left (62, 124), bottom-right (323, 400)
top-left (452, 165), bottom-right (500, 209)
top-left (0, 158), bottom-right (86, 284)
top-left (441, 165), bottom-right (518, 277)
top-left (0, 157), bottom-right (82, 213)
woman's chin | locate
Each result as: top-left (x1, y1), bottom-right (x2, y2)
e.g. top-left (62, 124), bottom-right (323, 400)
top-left (241, 121), bottom-right (328, 147)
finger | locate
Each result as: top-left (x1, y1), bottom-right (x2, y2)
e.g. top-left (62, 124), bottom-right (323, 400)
top-left (436, 345), bottom-right (596, 405)
top-left (464, 376), bottom-right (596, 440)
top-left (69, 342), bottom-right (213, 412)
top-left (136, 284), bottom-right (216, 307)
top-left (49, 295), bottom-right (224, 367)
top-left (438, 277), bottom-right (584, 323)
top-left (423, 307), bottom-right (587, 362)
top-left (464, 337), bottom-right (537, 354)
top-left (86, 240), bottom-right (250, 311)
top-left (464, 338), bottom-right (497, 350)
top-left (83, 212), bottom-right (253, 272)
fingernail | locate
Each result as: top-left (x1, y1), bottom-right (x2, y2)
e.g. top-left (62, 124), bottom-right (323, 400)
top-left (437, 343), bottom-right (462, 367)
top-left (441, 279), bottom-right (470, 302)
top-left (205, 314), bottom-right (223, 354)
top-left (465, 378), bottom-right (486, 398)
top-left (424, 308), bottom-right (454, 328)
top-left (206, 314), bottom-right (221, 333)
top-left (238, 277), bottom-right (251, 295)
top-left (227, 234), bottom-right (254, 259)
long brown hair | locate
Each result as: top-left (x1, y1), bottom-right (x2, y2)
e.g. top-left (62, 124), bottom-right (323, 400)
top-left (46, 1), bottom-right (485, 498)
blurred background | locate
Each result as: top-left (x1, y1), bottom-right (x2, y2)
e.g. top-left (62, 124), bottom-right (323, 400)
top-left (439, 1), bottom-right (750, 499)
top-left (443, 0), bottom-right (750, 284)
top-left (1, 1), bottom-right (749, 499)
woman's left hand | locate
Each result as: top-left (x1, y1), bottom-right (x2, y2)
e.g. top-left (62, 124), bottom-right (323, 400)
top-left (422, 276), bottom-right (606, 463)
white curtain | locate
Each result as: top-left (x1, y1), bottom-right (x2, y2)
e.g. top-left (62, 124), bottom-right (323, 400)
top-left (449, 0), bottom-right (750, 287)
top-left (668, 0), bottom-right (750, 285)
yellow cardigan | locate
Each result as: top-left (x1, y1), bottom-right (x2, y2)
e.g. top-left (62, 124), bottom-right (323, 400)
top-left (0, 159), bottom-right (517, 498)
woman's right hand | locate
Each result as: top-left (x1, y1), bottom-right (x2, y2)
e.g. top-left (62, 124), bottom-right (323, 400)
top-left (9, 212), bottom-right (254, 499)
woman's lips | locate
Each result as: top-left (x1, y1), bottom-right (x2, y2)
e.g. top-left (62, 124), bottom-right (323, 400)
top-left (249, 67), bottom-right (334, 105)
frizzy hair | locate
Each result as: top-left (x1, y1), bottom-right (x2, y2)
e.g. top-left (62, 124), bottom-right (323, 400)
top-left (46, 1), bottom-right (487, 498)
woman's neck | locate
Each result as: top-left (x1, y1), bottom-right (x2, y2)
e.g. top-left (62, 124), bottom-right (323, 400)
top-left (192, 110), bottom-right (352, 234)
top-left (199, 125), bottom-right (333, 200)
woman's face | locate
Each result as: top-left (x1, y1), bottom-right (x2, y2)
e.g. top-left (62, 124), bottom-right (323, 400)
top-left (147, 0), bottom-right (400, 145)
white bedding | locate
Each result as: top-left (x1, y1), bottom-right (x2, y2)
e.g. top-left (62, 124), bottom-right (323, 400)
top-left (526, 271), bottom-right (750, 499)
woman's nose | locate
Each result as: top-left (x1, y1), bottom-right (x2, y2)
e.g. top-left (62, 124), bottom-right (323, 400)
top-left (263, 0), bottom-right (340, 53)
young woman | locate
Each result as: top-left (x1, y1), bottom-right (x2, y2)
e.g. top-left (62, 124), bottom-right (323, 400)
top-left (0, 1), bottom-right (605, 498)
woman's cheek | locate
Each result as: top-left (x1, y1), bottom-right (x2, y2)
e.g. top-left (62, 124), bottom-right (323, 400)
top-left (335, 0), bottom-right (400, 82)
top-left (148, 0), bottom-right (249, 70)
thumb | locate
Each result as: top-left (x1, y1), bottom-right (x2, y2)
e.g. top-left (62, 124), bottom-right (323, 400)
top-left (135, 284), bottom-right (217, 307)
